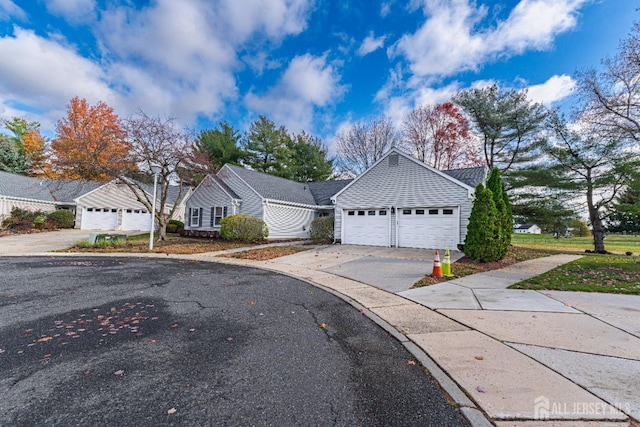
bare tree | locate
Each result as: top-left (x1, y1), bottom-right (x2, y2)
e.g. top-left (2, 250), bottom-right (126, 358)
top-left (122, 112), bottom-right (192, 241)
top-left (335, 116), bottom-right (400, 175)
top-left (578, 22), bottom-right (640, 144)
top-left (402, 102), bottom-right (483, 170)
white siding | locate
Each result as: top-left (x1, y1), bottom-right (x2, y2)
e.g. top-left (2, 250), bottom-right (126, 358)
top-left (184, 176), bottom-right (233, 230)
top-left (264, 203), bottom-right (315, 239)
top-left (0, 198), bottom-right (56, 222)
top-left (217, 166), bottom-right (263, 218)
top-left (335, 152), bottom-right (472, 248)
top-left (75, 182), bottom-right (149, 230)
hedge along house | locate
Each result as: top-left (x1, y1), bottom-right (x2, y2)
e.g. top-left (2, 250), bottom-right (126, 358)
top-left (331, 148), bottom-right (486, 250)
top-left (183, 164), bottom-right (352, 239)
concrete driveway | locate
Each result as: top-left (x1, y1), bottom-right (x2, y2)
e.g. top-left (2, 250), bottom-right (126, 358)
top-left (0, 230), bottom-right (93, 255)
top-left (273, 244), bottom-right (465, 292)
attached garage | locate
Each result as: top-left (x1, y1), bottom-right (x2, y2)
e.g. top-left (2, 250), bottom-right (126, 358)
top-left (333, 148), bottom-right (485, 251)
top-left (397, 207), bottom-right (459, 250)
top-left (342, 209), bottom-right (390, 246)
top-left (80, 208), bottom-right (118, 230)
top-left (121, 209), bottom-right (151, 231)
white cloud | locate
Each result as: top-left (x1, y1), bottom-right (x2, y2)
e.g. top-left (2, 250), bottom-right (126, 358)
top-left (218, 0), bottom-right (314, 43)
top-left (0, 0), bottom-right (26, 21)
top-left (391, 0), bottom-right (588, 78)
top-left (526, 74), bottom-right (576, 105)
top-left (45, 0), bottom-right (96, 24)
top-left (0, 27), bottom-right (114, 109)
top-left (380, 1), bottom-right (392, 17)
top-left (357, 31), bottom-right (386, 56)
top-left (245, 54), bottom-right (346, 133)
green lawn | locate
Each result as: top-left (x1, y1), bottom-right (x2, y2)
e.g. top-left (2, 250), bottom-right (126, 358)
top-left (510, 253), bottom-right (640, 294)
top-left (511, 233), bottom-right (640, 255)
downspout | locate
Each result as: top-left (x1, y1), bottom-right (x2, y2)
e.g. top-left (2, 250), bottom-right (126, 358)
top-left (388, 206), bottom-right (392, 247)
top-left (394, 205), bottom-right (399, 248)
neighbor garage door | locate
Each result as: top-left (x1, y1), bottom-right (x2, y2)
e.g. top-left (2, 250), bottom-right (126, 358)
top-left (397, 207), bottom-right (459, 250)
top-left (121, 209), bottom-right (151, 231)
top-left (81, 207), bottom-right (118, 230)
top-left (342, 209), bottom-right (390, 246)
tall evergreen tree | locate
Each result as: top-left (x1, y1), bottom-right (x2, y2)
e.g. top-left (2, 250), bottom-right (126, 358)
top-left (606, 176), bottom-right (640, 233)
top-left (486, 167), bottom-right (512, 253)
top-left (287, 132), bottom-right (334, 182)
top-left (242, 116), bottom-right (292, 178)
top-left (195, 122), bottom-right (244, 171)
top-left (464, 184), bottom-right (502, 262)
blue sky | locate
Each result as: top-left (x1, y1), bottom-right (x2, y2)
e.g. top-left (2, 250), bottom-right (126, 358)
top-left (0, 0), bottom-right (637, 150)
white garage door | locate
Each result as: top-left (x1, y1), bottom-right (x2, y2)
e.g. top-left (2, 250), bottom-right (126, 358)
top-left (342, 209), bottom-right (390, 246)
top-left (122, 209), bottom-right (152, 231)
top-left (397, 207), bottom-right (459, 250)
top-left (81, 208), bottom-right (118, 230)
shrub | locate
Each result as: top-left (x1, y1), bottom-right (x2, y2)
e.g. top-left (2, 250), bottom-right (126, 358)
top-left (167, 219), bottom-right (184, 233)
top-left (310, 216), bottom-right (334, 243)
top-left (220, 214), bottom-right (268, 242)
top-left (48, 210), bottom-right (75, 228)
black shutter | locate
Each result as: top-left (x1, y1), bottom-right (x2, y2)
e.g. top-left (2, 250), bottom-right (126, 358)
top-left (211, 207), bottom-right (215, 227)
top-left (223, 206), bottom-right (228, 217)
top-left (199, 208), bottom-right (203, 227)
top-left (187, 208), bottom-right (192, 227)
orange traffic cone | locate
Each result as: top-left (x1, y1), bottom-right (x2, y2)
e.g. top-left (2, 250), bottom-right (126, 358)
top-left (432, 250), bottom-right (443, 277)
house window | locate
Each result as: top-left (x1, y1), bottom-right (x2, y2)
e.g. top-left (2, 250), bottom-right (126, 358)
top-left (379, 210), bottom-right (387, 216)
top-left (87, 208), bottom-right (94, 212)
top-left (368, 211), bottom-right (376, 216)
top-left (429, 209), bottom-right (439, 215)
top-left (190, 208), bottom-right (202, 227)
top-left (443, 209), bottom-right (454, 215)
top-left (416, 209), bottom-right (425, 215)
top-left (357, 211), bottom-right (365, 216)
top-left (214, 206), bottom-right (228, 226)
top-left (402, 209), bottom-right (411, 215)
top-left (347, 211), bottom-right (355, 216)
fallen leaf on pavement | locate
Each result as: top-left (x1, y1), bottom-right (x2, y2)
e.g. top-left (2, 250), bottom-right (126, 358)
top-left (407, 360), bottom-right (416, 365)
top-left (474, 356), bottom-right (484, 360)
top-left (319, 323), bottom-right (327, 329)
top-left (37, 336), bottom-right (53, 342)
top-left (114, 370), bottom-right (124, 376)
top-left (248, 301), bottom-right (256, 305)
top-left (476, 386), bottom-right (486, 393)
top-left (167, 408), bottom-right (176, 415)
top-left (226, 337), bottom-right (233, 341)
top-left (170, 323), bottom-right (178, 328)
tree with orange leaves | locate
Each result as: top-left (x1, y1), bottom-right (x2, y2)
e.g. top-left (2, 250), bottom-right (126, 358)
top-left (51, 97), bottom-right (134, 181)
top-left (21, 129), bottom-right (47, 176)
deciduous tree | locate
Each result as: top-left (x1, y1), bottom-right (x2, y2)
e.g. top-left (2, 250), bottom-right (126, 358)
top-left (51, 97), bottom-right (132, 181)
top-left (453, 84), bottom-right (547, 173)
top-left (577, 22), bottom-right (640, 144)
top-left (123, 112), bottom-right (193, 241)
top-left (335, 117), bottom-right (400, 176)
top-left (402, 102), bottom-right (482, 169)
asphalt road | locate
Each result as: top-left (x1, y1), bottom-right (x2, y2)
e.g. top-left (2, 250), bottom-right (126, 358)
top-left (0, 257), bottom-right (467, 426)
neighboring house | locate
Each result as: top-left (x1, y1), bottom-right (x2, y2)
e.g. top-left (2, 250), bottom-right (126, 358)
top-left (184, 164), bottom-right (351, 239)
top-left (0, 171), bottom-right (190, 231)
top-left (1, 171), bottom-right (59, 220)
top-left (74, 179), bottom-right (191, 231)
top-left (332, 148), bottom-right (486, 250)
top-left (514, 224), bottom-right (542, 234)
top-left (185, 149), bottom-right (486, 249)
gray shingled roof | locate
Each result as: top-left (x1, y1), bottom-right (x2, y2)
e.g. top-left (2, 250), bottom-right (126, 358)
top-left (223, 165), bottom-right (318, 206)
top-left (44, 178), bottom-right (103, 203)
top-left (308, 180), bottom-right (352, 205)
top-left (442, 166), bottom-right (486, 188)
top-left (0, 171), bottom-right (55, 202)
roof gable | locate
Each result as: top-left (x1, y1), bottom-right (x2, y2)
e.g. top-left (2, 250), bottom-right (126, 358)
top-left (0, 171), bottom-right (55, 202)
top-left (332, 148), bottom-right (477, 201)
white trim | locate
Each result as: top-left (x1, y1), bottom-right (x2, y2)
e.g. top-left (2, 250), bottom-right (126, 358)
top-left (0, 195), bottom-right (57, 205)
